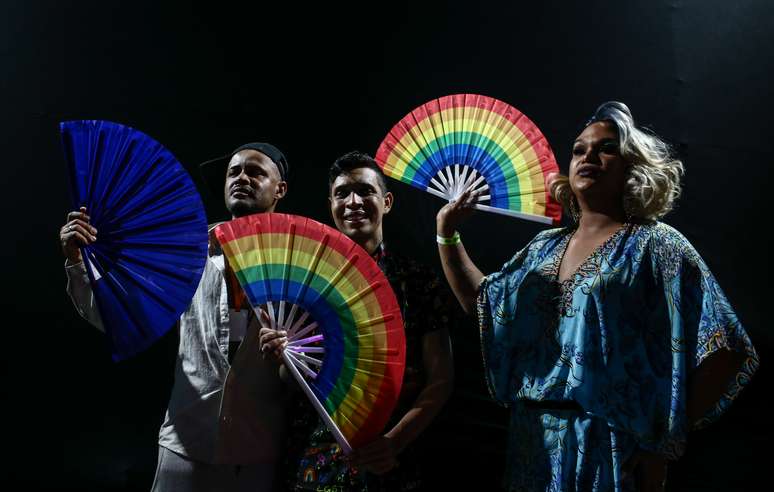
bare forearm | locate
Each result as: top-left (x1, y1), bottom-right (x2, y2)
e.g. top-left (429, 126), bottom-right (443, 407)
top-left (384, 377), bottom-right (453, 453)
top-left (438, 241), bottom-right (483, 315)
top-left (386, 329), bottom-right (454, 453)
top-left (436, 190), bottom-right (485, 315)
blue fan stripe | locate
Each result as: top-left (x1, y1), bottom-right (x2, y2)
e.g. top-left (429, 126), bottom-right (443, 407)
top-left (410, 143), bottom-right (514, 209)
top-left (246, 279), bottom-right (350, 405)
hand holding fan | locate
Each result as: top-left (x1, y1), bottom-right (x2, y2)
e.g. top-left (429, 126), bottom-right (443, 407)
top-left (215, 213), bottom-right (406, 454)
top-left (61, 120), bottom-right (208, 361)
top-left (375, 93), bottom-right (562, 224)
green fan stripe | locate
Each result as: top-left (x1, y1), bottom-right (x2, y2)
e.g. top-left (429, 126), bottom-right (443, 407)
top-left (236, 264), bottom-right (359, 412)
top-left (395, 131), bottom-right (533, 209)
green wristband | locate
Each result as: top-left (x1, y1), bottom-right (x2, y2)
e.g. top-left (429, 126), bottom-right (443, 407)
top-left (436, 231), bottom-right (461, 245)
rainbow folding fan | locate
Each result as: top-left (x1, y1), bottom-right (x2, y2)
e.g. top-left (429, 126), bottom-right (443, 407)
top-left (215, 213), bottom-right (406, 453)
top-left (61, 120), bottom-right (208, 361)
top-left (376, 94), bottom-right (562, 224)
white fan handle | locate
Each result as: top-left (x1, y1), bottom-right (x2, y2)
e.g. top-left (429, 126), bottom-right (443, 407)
top-left (425, 186), bottom-right (554, 224)
top-left (281, 350), bottom-right (353, 455)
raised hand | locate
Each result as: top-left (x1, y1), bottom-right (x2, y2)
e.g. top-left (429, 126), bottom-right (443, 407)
top-left (60, 206), bottom-right (97, 264)
top-left (436, 186), bottom-right (479, 237)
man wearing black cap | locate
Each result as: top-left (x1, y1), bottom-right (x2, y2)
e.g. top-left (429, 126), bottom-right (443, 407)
top-left (61, 143), bottom-right (290, 492)
top-left (200, 142), bottom-right (289, 217)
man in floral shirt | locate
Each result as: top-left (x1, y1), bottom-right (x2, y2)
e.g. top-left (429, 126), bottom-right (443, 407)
top-left (260, 151), bottom-right (455, 491)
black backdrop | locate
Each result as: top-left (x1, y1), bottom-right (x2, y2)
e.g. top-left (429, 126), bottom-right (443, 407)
top-left (2, 1), bottom-right (772, 490)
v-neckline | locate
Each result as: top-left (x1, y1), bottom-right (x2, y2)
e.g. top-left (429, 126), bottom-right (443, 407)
top-left (553, 223), bottom-right (630, 285)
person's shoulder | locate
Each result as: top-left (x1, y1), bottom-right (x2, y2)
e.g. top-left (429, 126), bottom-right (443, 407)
top-left (642, 221), bottom-right (695, 252)
top-left (533, 226), bottom-right (567, 242)
top-left (492, 226), bottom-right (567, 274)
top-left (527, 226), bottom-right (569, 251)
top-left (639, 221), bottom-right (705, 276)
top-left (648, 221), bottom-right (683, 239)
top-left (206, 222), bottom-right (227, 256)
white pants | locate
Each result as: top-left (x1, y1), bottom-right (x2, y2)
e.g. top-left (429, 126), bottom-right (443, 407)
top-left (150, 446), bottom-right (275, 492)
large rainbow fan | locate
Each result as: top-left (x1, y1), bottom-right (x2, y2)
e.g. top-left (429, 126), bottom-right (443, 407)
top-left (61, 120), bottom-right (208, 361)
top-left (214, 213), bottom-right (405, 453)
top-left (375, 94), bottom-right (562, 224)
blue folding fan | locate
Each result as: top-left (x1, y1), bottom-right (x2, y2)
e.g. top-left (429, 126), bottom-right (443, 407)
top-left (61, 120), bottom-right (209, 361)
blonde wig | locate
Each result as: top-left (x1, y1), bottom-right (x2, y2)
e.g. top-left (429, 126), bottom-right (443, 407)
top-left (550, 101), bottom-right (684, 221)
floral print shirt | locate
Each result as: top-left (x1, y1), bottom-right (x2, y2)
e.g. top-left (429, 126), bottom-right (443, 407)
top-left (286, 244), bottom-right (452, 491)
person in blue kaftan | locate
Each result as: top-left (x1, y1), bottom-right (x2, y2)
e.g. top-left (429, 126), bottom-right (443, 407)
top-left (435, 101), bottom-right (758, 491)
top-left (478, 220), bottom-right (757, 490)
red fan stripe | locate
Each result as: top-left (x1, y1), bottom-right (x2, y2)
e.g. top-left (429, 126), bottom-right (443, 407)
top-left (375, 95), bottom-right (562, 224)
top-left (218, 216), bottom-right (398, 319)
top-left (216, 214), bottom-right (406, 439)
top-left (376, 94), bottom-right (548, 166)
top-left (349, 319), bottom-right (406, 447)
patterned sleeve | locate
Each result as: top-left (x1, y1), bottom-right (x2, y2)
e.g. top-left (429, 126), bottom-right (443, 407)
top-left (477, 229), bottom-right (561, 404)
top-left (654, 225), bottom-right (759, 434)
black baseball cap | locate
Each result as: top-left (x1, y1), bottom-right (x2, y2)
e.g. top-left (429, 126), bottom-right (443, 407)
top-left (199, 142), bottom-right (289, 198)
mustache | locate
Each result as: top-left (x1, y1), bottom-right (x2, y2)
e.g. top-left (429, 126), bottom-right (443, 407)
top-left (230, 185), bottom-right (254, 195)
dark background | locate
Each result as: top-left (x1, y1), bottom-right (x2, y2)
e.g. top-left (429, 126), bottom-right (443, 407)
top-left (2, 1), bottom-right (771, 490)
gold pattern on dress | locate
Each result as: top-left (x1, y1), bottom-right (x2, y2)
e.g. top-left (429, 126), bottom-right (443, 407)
top-left (541, 223), bottom-right (635, 317)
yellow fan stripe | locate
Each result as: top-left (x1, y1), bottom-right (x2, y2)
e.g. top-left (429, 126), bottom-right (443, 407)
top-left (220, 233), bottom-right (390, 429)
top-left (382, 108), bottom-right (547, 213)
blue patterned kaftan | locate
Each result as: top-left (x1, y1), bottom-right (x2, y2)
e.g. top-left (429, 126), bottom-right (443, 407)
top-left (477, 221), bottom-right (758, 491)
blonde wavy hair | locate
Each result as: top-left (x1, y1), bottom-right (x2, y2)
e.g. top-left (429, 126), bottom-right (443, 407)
top-left (550, 101), bottom-right (684, 222)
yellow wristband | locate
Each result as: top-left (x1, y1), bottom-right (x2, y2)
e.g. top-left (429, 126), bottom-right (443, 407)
top-left (436, 231), bottom-right (461, 245)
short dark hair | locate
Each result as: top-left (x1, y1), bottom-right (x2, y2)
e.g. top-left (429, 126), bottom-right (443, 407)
top-left (328, 151), bottom-right (389, 194)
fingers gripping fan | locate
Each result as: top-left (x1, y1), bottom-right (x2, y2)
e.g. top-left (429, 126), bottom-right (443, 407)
top-left (215, 214), bottom-right (406, 453)
top-left (376, 94), bottom-right (562, 224)
top-left (61, 120), bottom-right (208, 361)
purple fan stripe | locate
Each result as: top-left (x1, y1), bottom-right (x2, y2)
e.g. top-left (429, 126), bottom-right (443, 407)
top-left (288, 334), bottom-right (324, 346)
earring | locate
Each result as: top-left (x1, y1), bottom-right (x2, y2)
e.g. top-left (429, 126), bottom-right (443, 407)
top-left (622, 191), bottom-right (635, 223)
top-left (569, 197), bottom-right (581, 223)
